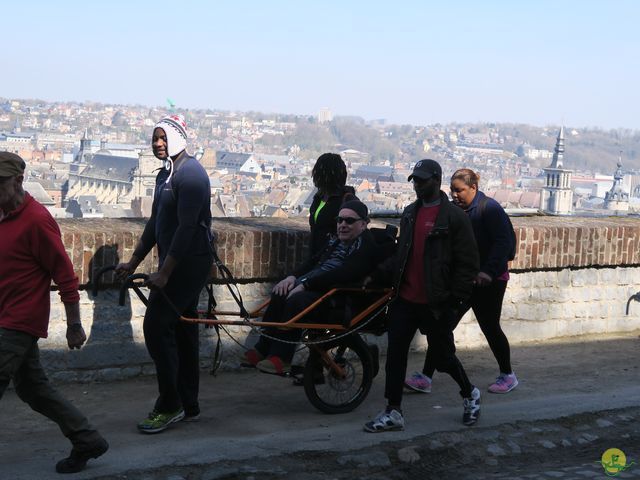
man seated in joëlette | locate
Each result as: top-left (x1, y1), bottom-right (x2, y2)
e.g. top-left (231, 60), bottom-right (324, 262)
top-left (243, 200), bottom-right (379, 375)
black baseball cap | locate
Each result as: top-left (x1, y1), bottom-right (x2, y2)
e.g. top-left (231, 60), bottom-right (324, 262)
top-left (407, 159), bottom-right (442, 182)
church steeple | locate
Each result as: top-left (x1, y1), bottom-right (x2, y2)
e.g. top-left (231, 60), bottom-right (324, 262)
top-left (540, 126), bottom-right (573, 215)
top-left (75, 129), bottom-right (92, 165)
top-left (550, 126), bottom-right (565, 168)
top-left (604, 150), bottom-right (629, 213)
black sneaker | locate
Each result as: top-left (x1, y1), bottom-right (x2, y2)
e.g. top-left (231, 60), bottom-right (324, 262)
top-left (55, 437), bottom-right (109, 474)
top-left (462, 387), bottom-right (481, 426)
top-left (183, 406), bottom-right (201, 422)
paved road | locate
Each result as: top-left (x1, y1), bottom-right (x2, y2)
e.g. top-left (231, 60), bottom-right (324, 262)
top-left (1, 331), bottom-right (639, 479)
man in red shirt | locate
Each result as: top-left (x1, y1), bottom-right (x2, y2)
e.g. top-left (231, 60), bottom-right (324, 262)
top-left (0, 152), bottom-right (108, 474)
top-left (364, 159), bottom-right (480, 432)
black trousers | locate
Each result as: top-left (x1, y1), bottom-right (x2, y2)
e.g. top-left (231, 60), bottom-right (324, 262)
top-left (423, 280), bottom-right (511, 377)
top-left (385, 298), bottom-right (473, 406)
top-left (143, 254), bottom-right (212, 415)
top-left (253, 290), bottom-right (323, 363)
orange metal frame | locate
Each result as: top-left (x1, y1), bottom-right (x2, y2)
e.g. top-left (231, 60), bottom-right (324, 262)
top-left (179, 287), bottom-right (394, 332)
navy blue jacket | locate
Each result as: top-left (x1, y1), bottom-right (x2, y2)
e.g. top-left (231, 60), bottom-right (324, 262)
top-left (135, 154), bottom-right (212, 266)
top-left (465, 191), bottom-right (513, 280)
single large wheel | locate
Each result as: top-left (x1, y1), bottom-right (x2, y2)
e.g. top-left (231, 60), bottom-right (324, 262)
top-left (303, 334), bottom-right (373, 414)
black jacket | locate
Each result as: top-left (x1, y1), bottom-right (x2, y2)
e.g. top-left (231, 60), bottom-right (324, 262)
top-left (375, 191), bottom-right (479, 306)
top-left (294, 229), bottom-right (378, 292)
top-left (308, 186), bottom-right (357, 255)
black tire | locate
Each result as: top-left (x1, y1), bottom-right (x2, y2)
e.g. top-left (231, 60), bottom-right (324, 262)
top-left (303, 334), bottom-right (373, 414)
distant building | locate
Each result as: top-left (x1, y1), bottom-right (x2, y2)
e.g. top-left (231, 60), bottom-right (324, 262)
top-left (340, 149), bottom-right (370, 163)
top-left (131, 150), bottom-right (161, 199)
top-left (318, 107), bottom-right (333, 124)
top-left (519, 144), bottom-right (554, 161)
top-left (199, 148), bottom-right (217, 171)
top-left (24, 182), bottom-right (55, 206)
top-left (604, 156), bottom-right (630, 212)
top-left (375, 180), bottom-right (414, 197)
top-left (65, 195), bottom-right (103, 218)
top-left (353, 164), bottom-right (392, 181)
top-left (540, 127), bottom-right (573, 215)
top-left (68, 152), bottom-right (137, 201)
top-left (215, 151), bottom-right (255, 172)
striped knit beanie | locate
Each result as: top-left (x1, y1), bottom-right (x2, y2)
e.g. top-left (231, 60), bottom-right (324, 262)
top-left (154, 114), bottom-right (187, 158)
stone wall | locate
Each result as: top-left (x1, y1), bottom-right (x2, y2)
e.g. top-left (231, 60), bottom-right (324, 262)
top-left (39, 216), bottom-right (640, 381)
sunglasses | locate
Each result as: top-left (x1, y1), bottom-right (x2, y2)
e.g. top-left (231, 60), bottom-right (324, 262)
top-left (411, 176), bottom-right (434, 184)
top-left (335, 216), bottom-right (364, 225)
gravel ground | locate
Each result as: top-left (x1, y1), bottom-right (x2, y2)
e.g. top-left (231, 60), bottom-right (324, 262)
top-left (90, 407), bottom-right (640, 480)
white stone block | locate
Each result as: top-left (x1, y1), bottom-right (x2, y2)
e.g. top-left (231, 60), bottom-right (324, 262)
top-left (455, 323), bottom-right (485, 348)
top-left (511, 272), bottom-right (531, 289)
top-left (508, 287), bottom-right (534, 303)
top-left (504, 319), bottom-right (557, 343)
top-left (556, 269), bottom-right (571, 287)
top-left (579, 317), bottom-right (608, 335)
top-left (538, 287), bottom-right (570, 303)
top-left (501, 302), bottom-right (517, 320)
top-left (516, 303), bottom-right (543, 321)
top-left (562, 302), bottom-right (586, 320)
top-left (542, 271), bottom-right (559, 287)
top-left (605, 285), bottom-right (626, 301)
top-left (608, 314), bottom-right (640, 332)
top-left (572, 303), bottom-right (593, 319)
top-left (599, 269), bottom-right (617, 286)
top-left (571, 269), bottom-right (591, 287)
top-left (571, 287), bottom-right (591, 303)
top-left (548, 303), bottom-right (570, 320)
top-left (555, 318), bottom-right (585, 337)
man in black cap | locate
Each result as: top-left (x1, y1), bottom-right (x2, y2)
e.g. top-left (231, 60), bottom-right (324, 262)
top-left (243, 200), bottom-right (379, 374)
top-left (0, 152), bottom-right (108, 473)
top-left (364, 158), bottom-right (481, 432)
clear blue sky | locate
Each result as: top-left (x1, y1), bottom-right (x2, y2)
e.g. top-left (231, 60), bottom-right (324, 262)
top-left (4, 1), bottom-right (639, 129)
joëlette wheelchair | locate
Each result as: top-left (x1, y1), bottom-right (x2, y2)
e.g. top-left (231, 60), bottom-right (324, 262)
top-left (93, 225), bottom-right (398, 414)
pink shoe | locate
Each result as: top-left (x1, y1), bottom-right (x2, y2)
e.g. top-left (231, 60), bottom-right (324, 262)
top-left (404, 372), bottom-right (432, 393)
top-left (488, 373), bottom-right (518, 394)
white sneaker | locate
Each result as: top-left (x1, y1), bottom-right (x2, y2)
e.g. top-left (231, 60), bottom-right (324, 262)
top-left (363, 409), bottom-right (405, 433)
top-left (462, 387), bottom-right (481, 426)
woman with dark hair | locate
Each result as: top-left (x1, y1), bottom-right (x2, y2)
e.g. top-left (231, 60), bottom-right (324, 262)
top-left (308, 153), bottom-right (357, 255)
top-left (405, 168), bottom-right (518, 395)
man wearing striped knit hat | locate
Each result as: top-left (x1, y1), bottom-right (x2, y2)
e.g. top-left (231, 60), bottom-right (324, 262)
top-left (117, 114), bottom-right (213, 433)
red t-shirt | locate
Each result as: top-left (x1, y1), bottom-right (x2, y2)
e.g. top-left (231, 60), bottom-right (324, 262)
top-left (0, 193), bottom-right (80, 338)
top-left (399, 204), bottom-right (440, 304)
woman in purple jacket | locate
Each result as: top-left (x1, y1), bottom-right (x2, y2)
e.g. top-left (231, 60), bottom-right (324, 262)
top-left (405, 168), bottom-right (518, 395)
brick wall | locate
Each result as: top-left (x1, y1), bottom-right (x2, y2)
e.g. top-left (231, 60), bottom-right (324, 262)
top-left (64, 216), bottom-right (640, 289)
top-left (38, 216), bottom-right (640, 381)
top-left (62, 217), bottom-right (311, 287)
top-left (508, 217), bottom-right (640, 271)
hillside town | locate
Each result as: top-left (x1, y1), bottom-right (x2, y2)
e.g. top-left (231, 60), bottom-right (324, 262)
top-left (1, 97), bottom-right (639, 219)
